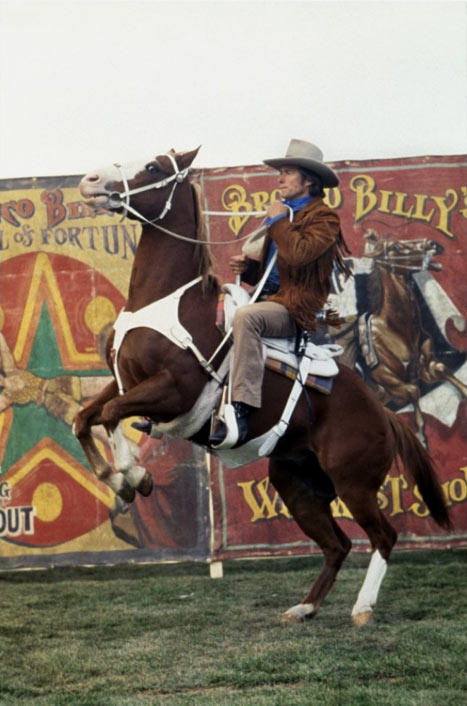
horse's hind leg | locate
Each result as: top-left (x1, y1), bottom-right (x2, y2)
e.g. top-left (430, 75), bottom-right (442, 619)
top-left (269, 456), bottom-right (351, 623)
top-left (336, 485), bottom-right (398, 626)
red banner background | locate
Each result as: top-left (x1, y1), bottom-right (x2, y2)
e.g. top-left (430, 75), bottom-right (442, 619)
top-left (203, 154), bottom-right (467, 558)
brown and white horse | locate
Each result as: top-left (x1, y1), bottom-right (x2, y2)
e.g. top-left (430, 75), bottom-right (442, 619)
top-left (74, 147), bottom-right (451, 625)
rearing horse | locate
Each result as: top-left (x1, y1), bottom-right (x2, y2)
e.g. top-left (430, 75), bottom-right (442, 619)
top-left (74, 147), bottom-right (451, 625)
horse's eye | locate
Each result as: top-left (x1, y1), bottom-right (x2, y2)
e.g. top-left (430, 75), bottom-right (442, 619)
top-left (145, 163), bottom-right (158, 174)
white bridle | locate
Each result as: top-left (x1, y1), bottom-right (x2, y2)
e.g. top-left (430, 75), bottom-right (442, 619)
top-left (109, 153), bottom-right (190, 224)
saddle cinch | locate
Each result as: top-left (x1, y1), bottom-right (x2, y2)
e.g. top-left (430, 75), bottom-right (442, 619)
top-left (211, 284), bottom-right (343, 458)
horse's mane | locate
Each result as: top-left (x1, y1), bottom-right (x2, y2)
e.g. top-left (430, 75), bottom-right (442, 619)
top-left (191, 182), bottom-right (220, 292)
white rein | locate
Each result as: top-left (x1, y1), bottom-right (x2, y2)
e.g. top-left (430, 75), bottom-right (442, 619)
top-left (109, 155), bottom-right (277, 245)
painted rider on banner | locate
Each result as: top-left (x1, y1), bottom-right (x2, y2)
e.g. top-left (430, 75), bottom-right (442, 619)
top-left (208, 139), bottom-right (351, 447)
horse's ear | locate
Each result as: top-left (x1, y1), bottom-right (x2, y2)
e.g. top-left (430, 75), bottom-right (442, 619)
top-left (156, 146), bottom-right (201, 173)
top-left (177, 146), bottom-right (201, 170)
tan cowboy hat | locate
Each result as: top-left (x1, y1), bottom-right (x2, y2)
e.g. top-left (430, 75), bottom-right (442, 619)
top-left (263, 138), bottom-right (339, 188)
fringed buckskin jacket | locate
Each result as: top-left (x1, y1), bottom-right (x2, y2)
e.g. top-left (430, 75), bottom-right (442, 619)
top-left (243, 197), bottom-right (351, 331)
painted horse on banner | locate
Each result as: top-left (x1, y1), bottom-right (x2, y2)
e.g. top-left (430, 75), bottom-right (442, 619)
top-left (353, 230), bottom-right (467, 448)
top-left (74, 147), bottom-right (451, 625)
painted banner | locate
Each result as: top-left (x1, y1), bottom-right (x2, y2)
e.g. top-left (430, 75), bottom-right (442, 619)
top-left (0, 154), bottom-right (466, 568)
top-left (203, 154), bottom-right (467, 558)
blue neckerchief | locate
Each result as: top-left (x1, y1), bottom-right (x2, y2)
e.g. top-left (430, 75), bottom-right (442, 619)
top-left (285, 194), bottom-right (313, 213)
top-left (264, 195), bottom-right (313, 291)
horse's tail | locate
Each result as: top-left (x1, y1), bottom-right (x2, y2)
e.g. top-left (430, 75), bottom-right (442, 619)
top-left (385, 409), bottom-right (452, 531)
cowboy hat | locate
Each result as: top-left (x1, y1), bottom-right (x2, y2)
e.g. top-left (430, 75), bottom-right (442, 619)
top-left (263, 138), bottom-right (339, 188)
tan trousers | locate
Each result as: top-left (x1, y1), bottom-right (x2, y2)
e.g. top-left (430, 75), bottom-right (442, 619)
top-left (231, 301), bottom-right (297, 408)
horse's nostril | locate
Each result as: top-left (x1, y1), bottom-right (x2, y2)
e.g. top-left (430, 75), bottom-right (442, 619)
top-left (85, 173), bottom-right (101, 183)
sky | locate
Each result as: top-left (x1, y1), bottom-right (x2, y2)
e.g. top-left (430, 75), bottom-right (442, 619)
top-left (0, 0), bottom-right (466, 179)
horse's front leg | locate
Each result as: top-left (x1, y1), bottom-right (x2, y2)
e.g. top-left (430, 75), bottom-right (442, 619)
top-left (420, 336), bottom-right (467, 398)
top-left (73, 379), bottom-right (119, 436)
top-left (73, 380), bottom-right (137, 503)
top-left (108, 422), bottom-right (153, 497)
top-left (99, 369), bottom-right (183, 425)
top-left (371, 363), bottom-right (428, 448)
top-left (99, 370), bottom-right (185, 495)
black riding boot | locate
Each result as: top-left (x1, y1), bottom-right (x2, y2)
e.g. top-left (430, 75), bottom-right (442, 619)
top-left (209, 401), bottom-right (251, 446)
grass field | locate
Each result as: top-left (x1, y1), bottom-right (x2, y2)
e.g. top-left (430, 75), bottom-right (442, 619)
top-left (1, 549), bottom-right (466, 706)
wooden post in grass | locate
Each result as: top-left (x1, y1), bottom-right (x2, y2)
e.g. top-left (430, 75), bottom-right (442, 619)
top-left (209, 560), bottom-right (224, 579)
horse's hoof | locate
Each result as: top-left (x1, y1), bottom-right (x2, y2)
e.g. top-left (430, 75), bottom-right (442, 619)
top-left (117, 482), bottom-right (136, 504)
top-left (281, 603), bottom-right (315, 623)
top-left (109, 496), bottom-right (129, 519)
top-left (352, 609), bottom-right (374, 626)
top-left (136, 471), bottom-right (153, 497)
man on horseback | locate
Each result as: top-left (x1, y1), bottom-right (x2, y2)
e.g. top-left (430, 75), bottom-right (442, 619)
top-left (209, 139), bottom-right (351, 446)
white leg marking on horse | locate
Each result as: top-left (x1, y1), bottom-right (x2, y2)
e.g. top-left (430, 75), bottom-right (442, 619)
top-left (124, 465), bottom-right (148, 488)
top-left (106, 471), bottom-right (126, 494)
top-left (351, 550), bottom-right (387, 623)
top-left (110, 424), bottom-right (149, 490)
top-left (282, 603), bottom-right (315, 623)
top-left (110, 423), bottom-right (136, 473)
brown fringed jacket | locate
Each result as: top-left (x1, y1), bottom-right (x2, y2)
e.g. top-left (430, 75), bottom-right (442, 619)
top-left (243, 197), bottom-right (351, 331)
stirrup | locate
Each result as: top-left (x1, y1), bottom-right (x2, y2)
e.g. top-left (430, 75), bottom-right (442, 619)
top-left (209, 403), bottom-right (240, 450)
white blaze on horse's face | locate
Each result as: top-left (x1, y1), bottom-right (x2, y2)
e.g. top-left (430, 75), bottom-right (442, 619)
top-left (79, 159), bottom-right (151, 211)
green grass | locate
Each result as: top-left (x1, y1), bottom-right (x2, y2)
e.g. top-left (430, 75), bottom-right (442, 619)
top-left (1, 550), bottom-right (466, 705)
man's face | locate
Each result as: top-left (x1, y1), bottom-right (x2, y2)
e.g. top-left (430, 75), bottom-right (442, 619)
top-left (277, 166), bottom-right (311, 200)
